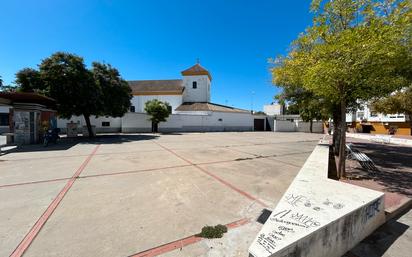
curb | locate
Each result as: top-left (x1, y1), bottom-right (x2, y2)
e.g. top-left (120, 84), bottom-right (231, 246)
top-left (385, 198), bottom-right (412, 221)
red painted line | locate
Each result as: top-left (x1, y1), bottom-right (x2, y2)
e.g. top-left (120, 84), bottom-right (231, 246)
top-left (9, 145), bottom-right (100, 257)
top-left (195, 165), bottom-right (268, 207)
top-left (79, 164), bottom-right (192, 179)
top-left (129, 218), bottom-right (250, 257)
top-left (0, 177), bottom-right (71, 189)
top-left (152, 141), bottom-right (268, 208)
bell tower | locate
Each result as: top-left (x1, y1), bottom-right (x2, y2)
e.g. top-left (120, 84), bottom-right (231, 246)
top-left (181, 63), bottom-right (212, 103)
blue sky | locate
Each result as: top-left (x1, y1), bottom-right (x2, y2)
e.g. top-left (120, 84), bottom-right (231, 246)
top-left (0, 0), bottom-right (313, 111)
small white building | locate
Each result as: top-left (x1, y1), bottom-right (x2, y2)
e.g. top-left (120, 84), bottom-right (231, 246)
top-left (58, 63), bottom-right (256, 133)
top-left (263, 103), bottom-right (285, 116)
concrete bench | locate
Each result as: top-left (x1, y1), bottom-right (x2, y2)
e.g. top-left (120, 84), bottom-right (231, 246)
top-left (249, 141), bottom-right (385, 257)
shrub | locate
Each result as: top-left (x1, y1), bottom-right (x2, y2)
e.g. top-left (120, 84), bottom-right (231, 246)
top-left (197, 224), bottom-right (228, 238)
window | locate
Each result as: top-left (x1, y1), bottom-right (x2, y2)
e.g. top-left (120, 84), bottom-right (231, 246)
top-left (102, 121), bottom-right (110, 127)
top-left (370, 111), bottom-right (378, 117)
top-left (167, 105), bottom-right (172, 114)
top-left (192, 81), bottom-right (197, 89)
top-left (0, 113), bottom-right (9, 126)
top-left (130, 106), bottom-right (135, 112)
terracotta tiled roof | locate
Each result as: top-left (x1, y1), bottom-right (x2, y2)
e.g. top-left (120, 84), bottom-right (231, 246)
top-left (128, 80), bottom-right (184, 95)
top-left (0, 92), bottom-right (56, 108)
top-left (181, 64), bottom-right (212, 81)
top-left (175, 102), bottom-right (250, 113)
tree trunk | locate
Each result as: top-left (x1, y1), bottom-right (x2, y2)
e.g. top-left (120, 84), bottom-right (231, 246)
top-left (152, 122), bottom-right (158, 133)
top-left (83, 114), bottom-right (94, 138)
top-left (309, 120), bottom-right (313, 133)
top-left (409, 114), bottom-right (412, 136)
top-left (337, 99), bottom-right (347, 178)
top-left (332, 104), bottom-right (342, 157)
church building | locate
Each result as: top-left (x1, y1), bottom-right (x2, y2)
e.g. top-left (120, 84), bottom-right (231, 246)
top-left (57, 63), bottom-right (255, 133)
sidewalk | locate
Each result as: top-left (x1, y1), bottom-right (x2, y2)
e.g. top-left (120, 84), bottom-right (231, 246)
top-left (342, 137), bottom-right (412, 256)
top-left (344, 137), bottom-right (411, 215)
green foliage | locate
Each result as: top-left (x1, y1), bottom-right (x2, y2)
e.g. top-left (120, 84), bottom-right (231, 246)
top-left (39, 52), bottom-right (101, 119)
top-left (144, 99), bottom-right (171, 124)
top-left (272, 0), bottom-right (411, 177)
top-left (372, 87), bottom-right (412, 116)
top-left (274, 0), bottom-right (411, 105)
top-left (11, 52), bottom-right (132, 137)
top-left (15, 68), bottom-right (44, 92)
top-left (197, 224), bottom-right (228, 239)
top-left (0, 75), bottom-right (17, 92)
top-left (91, 62), bottom-right (132, 117)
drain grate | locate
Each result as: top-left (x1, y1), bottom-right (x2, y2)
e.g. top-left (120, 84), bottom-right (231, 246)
top-left (257, 208), bottom-right (272, 224)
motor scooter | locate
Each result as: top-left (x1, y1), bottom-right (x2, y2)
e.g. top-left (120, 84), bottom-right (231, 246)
top-left (43, 128), bottom-right (60, 147)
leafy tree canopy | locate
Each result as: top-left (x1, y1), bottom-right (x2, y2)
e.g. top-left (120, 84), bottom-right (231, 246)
top-left (272, 0), bottom-right (411, 177)
top-left (12, 52), bottom-right (132, 137)
top-left (144, 99), bottom-right (171, 124)
top-left (91, 62), bottom-right (132, 117)
top-left (15, 68), bottom-right (44, 93)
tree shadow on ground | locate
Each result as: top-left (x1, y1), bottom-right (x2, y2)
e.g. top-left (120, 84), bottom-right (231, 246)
top-left (344, 208), bottom-right (411, 257)
top-left (346, 142), bottom-right (412, 197)
top-left (0, 134), bottom-right (159, 156)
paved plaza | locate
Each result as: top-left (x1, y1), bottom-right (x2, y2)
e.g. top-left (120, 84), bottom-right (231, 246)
top-left (0, 132), bottom-right (322, 257)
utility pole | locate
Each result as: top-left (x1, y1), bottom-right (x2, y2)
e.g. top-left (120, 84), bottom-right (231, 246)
top-left (251, 91), bottom-right (255, 113)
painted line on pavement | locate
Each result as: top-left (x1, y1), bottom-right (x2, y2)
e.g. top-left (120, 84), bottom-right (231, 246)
top-left (129, 218), bottom-right (250, 257)
top-left (0, 177), bottom-right (71, 189)
top-left (9, 145), bottom-right (100, 257)
top-left (152, 140), bottom-right (268, 208)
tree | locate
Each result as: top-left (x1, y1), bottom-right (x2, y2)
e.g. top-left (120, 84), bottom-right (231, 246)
top-left (144, 99), bottom-right (171, 133)
top-left (38, 53), bottom-right (133, 137)
top-left (15, 68), bottom-right (44, 92)
top-left (372, 87), bottom-right (412, 135)
top-left (91, 62), bottom-right (132, 117)
top-left (273, 0), bottom-right (411, 178)
top-left (276, 86), bottom-right (328, 133)
top-left (39, 52), bottom-right (101, 137)
top-left (0, 75), bottom-right (17, 92)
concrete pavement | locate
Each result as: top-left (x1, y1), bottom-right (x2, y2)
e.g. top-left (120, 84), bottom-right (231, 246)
top-left (0, 132), bottom-right (322, 257)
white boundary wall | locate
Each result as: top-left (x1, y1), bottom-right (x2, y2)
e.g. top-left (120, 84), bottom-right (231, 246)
top-left (273, 120), bottom-right (323, 133)
top-left (122, 112), bottom-right (253, 133)
top-left (57, 116), bottom-right (122, 133)
top-left (249, 141), bottom-right (385, 257)
top-left (57, 112), bottom-right (253, 133)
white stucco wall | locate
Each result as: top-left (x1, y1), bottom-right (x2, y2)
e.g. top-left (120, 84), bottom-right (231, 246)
top-left (122, 111), bottom-right (253, 133)
top-left (131, 95), bottom-right (183, 113)
top-left (273, 120), bottom-right (324, 133)
top-left (57, 115), bottom-right (122, 133)
top-left (274, 120), bottom-right (296, 132)
top-left (296, 121), bottom-right (324, 133)
top-left (182, 75), bottom-right (210, 102)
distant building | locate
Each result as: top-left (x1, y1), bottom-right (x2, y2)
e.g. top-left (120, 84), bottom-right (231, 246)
top-left (346, 102), bottom-right (411, 135)
top-left (263, 103), bottom-right (285, 116)
top-left (57, 63), bottom-right (258, 133)
top-left (0, 92), bottom-right (57, 144)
